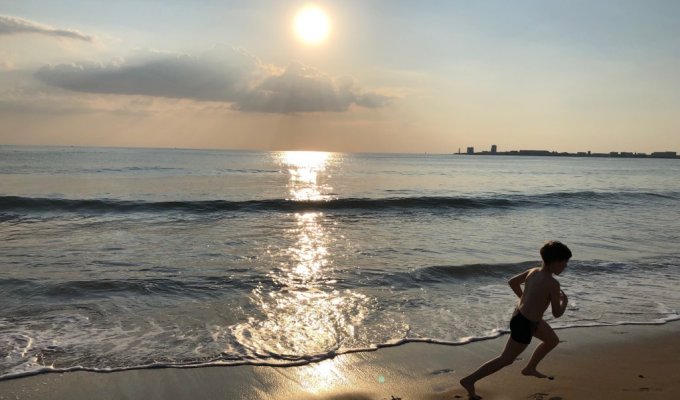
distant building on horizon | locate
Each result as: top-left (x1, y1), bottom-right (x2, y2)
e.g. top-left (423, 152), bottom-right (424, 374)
top-left (457, 146), bottom-right (678, 159)
top-left (519, 150), bottom-right (551, 156)
top-left (651, 151), bottom-right (677, 158)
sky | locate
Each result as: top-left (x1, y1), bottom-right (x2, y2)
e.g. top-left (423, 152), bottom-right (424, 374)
top-left (1, 0), bottom-right (679, 153)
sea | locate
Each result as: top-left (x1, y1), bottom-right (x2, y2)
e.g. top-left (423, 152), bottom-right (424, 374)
top-left (1, 146), bottom-right (679, 379)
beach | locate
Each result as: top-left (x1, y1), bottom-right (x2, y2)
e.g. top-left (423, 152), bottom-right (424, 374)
top-left (2, 321), bottom-right (678, 399)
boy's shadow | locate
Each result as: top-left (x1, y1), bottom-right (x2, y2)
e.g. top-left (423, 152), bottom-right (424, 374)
top-left (528, 393), bottom-right (563, 400)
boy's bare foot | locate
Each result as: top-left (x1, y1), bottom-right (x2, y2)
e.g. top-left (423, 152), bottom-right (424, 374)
top-left (459, 377), bottom-right (482, 399)
top-left (521, 368), bottom-right (552, 379)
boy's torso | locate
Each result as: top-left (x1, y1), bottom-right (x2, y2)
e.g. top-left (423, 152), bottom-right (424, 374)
top-left (518, 268), bottom-right (556, 321)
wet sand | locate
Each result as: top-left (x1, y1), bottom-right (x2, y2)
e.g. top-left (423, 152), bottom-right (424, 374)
top-left (1, 321), bottom-right (679, 400)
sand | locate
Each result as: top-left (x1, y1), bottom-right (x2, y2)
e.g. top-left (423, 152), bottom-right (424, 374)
top-left (1, 321), bottom-right (679, 400)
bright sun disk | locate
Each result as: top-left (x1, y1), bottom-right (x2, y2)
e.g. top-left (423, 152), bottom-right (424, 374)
top-left (294, 6), bottom-right (330, 45)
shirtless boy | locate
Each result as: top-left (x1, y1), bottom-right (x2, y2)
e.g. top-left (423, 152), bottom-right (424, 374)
top-left (460, 241), bottom-right (571, 399)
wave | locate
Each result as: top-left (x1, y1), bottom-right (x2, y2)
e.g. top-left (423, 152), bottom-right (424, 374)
top-left (1, 191), bottom-right (677, 215)
top-left (356, 257), bottom-right (680, 289)
top-left (1, 256), bottom-right (678, 381)
top-left (2, 316), bottom-right (678, 382)
top-left (3, 258), bottom-right (674, 302)
top-left (0, 276), bottom-right (260, 300)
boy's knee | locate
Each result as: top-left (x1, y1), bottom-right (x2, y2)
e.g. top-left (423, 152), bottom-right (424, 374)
top-left (547, 336), bottom-right (559, 348)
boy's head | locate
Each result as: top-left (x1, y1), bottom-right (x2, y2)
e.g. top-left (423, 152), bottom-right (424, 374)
top-left (540, 241), bottom-right (572, 274)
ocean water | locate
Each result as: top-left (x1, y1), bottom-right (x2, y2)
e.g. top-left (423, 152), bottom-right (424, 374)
top-left (1, 146), bottom-right (679, 379)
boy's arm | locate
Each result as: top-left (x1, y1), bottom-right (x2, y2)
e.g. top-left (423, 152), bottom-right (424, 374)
top-left (508, 269), bottom-right (532, 298)
top-left (550, 282), bottom-right (568, 318)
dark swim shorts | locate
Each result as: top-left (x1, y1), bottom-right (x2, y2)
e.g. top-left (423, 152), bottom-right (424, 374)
top-left (510, 310), bottom-right (539, 344)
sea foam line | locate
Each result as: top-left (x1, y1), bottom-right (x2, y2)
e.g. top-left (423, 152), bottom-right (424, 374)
top-left (1, 316), bottom-right (678, 382)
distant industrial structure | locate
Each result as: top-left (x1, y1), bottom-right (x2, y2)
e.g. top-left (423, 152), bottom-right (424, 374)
top-left (458, 146), bottom-right (678, 159)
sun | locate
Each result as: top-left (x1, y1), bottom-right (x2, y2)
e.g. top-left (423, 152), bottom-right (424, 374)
top-left (294, 5), bottom-right (330, 45)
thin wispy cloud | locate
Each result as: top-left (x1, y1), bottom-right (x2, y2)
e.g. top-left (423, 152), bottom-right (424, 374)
top-left (0, 14), bottom-right (93, 42)
top-left (35, 46), bottom-right (392, 113)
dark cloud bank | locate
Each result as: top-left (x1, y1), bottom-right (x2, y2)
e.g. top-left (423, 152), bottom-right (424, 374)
top-left (0, 14), bottom-right (93, 41)
top-left (35, 46), bottom-right (392, 113)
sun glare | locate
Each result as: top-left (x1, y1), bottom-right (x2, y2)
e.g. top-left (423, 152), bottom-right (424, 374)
top-left (294, 5), bottom-right (330, 45)
top-left (279, 151), bottom-right (331, 201)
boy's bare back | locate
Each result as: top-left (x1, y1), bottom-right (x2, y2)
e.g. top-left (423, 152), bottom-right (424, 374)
top-left (513, 266), bottom-right (566, 321)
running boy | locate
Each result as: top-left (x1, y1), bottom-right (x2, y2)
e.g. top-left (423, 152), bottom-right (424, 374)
top-left (460, 241), bottom-right (571, 399)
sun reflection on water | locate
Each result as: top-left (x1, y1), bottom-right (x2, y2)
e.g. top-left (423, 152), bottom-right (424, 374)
top-left (232, 151), bottom-right (369, 390)
top-left (279, 151), bottom-right (333, 201)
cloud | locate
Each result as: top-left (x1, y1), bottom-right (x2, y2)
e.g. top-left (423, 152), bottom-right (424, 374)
top-left (36, 47), bottom-right (259, 102)
top-left (236, 63), bottom-right (392, 113)
top-left (0, 14), bottom-right (93, 42)
top-left (35, 46), bottom-right (392, 113)
top-left (0, 70), bottom-right (158, 117)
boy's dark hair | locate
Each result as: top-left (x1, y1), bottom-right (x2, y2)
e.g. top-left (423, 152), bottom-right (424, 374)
top-left (540, 241), bottom-right (572, 264)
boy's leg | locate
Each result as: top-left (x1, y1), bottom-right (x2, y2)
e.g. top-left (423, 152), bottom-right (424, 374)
top-left (522, 320), bottom-right (559, 378)
top-left (460, 337), bottom-right (528, 398)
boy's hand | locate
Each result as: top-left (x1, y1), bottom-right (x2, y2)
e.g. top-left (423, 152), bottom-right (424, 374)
top-left (560, 290), bottom-right (568, 305)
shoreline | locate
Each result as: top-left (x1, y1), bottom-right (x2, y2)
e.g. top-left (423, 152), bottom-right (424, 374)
top-left (2, 317), bottom-right (678, 382)
top-left (1, 321), bottom-right (679, 399)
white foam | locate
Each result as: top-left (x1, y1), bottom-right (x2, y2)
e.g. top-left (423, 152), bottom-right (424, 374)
top-left (3, 318), bottom-right (679, 382)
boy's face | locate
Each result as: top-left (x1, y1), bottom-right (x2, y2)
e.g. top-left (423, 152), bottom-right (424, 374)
top-left (553, 260), bottom-right (568, 275)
